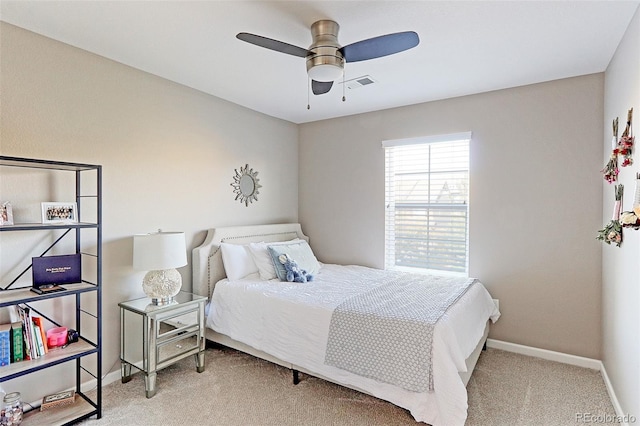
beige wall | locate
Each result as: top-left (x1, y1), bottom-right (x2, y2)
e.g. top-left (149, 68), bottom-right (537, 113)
top-left (0, 23), bottom-right (298, 402)
top-left (603, 6), bottom-right (640, 420)
top-left (299, 75), bottom-right (604, 359)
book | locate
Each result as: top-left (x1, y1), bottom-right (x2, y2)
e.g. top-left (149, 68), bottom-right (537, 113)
top-left (40, 390), bottom-right (75, 411)
top-left (31, 317), bottom-right (48, 354)
top-left (32, 323), bottom-right (46, 357)
top-left (0, 324), bottom-right (12, 366)
top-left (16, 306), bottom-right (36, 360)
top-left (26, 309), bottom-right (41, 358)
top-left (15, 307), bottom-right (31, 360)
top-left (10, 322), bottom-right (23, 362)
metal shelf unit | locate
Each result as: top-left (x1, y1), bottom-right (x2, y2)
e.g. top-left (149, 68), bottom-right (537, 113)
top-left (0, 156), bottom-right (102, 425)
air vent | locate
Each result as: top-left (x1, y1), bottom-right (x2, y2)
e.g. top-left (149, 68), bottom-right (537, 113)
top-left (341, 75), bottom-right (377, 90)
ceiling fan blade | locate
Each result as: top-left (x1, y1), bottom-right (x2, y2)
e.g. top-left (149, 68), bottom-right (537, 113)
top-left (340, 31), bottom-right (419, 63)
top-left (236, 32), bottom-right (310, 58)
top-left (312, 80), bottom-right (333, 95)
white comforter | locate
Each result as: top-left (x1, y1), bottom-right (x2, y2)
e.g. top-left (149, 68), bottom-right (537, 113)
top-left (207, 264), bottom-right (500, 425)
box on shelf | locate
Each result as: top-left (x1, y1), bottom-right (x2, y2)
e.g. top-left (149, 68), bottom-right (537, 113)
top-left (40, 390), bottom-right (75, 411)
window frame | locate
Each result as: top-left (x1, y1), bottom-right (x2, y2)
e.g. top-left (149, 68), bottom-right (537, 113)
top-left (383, 132), bottom-right (471, 276)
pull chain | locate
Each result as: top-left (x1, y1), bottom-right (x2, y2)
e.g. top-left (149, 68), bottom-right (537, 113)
top-left (307, 78), bottom-right (310, 110)
top-left (342, 71), bottom-right (346, 102)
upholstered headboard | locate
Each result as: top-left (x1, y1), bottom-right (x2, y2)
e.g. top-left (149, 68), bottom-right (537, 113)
top-left (191, 223), bottom-right (309, 300)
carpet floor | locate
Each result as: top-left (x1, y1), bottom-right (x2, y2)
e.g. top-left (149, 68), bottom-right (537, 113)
top-left (80, 346), bottom-right (615, 425)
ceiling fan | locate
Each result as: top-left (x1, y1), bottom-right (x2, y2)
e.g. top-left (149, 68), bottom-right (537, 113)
top-left (237, 20), bottom-right (419, 96)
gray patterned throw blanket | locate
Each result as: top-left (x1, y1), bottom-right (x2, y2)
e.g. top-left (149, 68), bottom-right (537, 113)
top-left (324, 273), bottom-right (475, 392)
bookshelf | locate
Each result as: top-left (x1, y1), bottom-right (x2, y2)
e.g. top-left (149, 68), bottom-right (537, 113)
top-left (0, 156), bottom-right (102, 424)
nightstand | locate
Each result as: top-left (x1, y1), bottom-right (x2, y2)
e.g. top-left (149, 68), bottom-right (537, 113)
top-left (119, 291), bottom-right (206, 397)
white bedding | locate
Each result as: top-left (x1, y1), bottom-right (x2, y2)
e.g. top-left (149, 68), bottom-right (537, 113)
top-left (206, 263), bottom-right (500, 425)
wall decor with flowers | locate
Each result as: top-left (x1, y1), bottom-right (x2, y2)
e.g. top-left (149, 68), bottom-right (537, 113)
top-left (618, 108), bottom-right (634, 167)
top-left (598, 107), bottom-right (636, 247)
top-left (601, 117), bottom-right (619, 183)
top-left (601, 108), bottom-right (634, 183)
top-left (597, 184), bottom-right (624, 246)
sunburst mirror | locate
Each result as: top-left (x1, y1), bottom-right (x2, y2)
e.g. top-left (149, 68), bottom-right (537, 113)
top-left (231, 164), bottom-right (262, 206)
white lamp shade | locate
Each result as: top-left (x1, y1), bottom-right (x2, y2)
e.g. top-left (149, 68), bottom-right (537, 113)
top-left (133, 232), bottom-right (187, 271)
top-left (308, 64), bottom-right (343, 82)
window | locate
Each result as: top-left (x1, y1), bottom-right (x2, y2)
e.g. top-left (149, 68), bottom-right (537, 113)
top-left (383, 132), bottom-right (471, 275)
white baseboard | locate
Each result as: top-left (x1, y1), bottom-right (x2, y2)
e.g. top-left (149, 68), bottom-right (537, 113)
top-left (102, 368), bottom-right (123, 387)
top-left (486, 339), bottom-right (601, 370)
top-left (599, 363), bottom-right (632, 426)
top-left (487, 339), bottom-right (631, 426)
top-left (72, 368), bottom-right (122, 395)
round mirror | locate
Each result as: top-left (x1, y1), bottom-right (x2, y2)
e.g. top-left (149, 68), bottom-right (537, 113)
top-left (231, 164), bottom-right (262, 206)
top-left (239, 174), bottom-right (255, 196)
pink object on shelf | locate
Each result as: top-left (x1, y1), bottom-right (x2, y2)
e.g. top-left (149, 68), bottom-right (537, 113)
top-left (46, 327), bottom-right (67, 347)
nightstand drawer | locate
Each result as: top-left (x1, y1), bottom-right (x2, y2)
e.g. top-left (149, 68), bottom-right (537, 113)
top-left (156, 308), bottom-right (199, 342)
top-left (156, 330), bottom-right (200, 366)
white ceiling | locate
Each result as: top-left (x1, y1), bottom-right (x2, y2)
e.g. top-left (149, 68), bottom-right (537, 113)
top-left (1, 1), bottom-right (638, 124)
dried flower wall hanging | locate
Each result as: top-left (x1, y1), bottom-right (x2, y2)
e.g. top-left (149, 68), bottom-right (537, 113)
top-left (616, 108), bottom-right (634, 167)
top-left (597, 184), bottom-right (624, 247)
top-left (601, 153), bottom-right (619, 183)
top-left (620, 173), bottom-right (640, 230)
top-left (601, 117), bottom-right (619, 183)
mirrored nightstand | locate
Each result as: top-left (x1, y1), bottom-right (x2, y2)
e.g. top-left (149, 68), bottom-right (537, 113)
top-left (119, 291), bottom-right (206, 397)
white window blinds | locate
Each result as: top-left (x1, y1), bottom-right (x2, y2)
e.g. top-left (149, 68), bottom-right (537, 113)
top-left (383, 132), bottom-right (471, 274)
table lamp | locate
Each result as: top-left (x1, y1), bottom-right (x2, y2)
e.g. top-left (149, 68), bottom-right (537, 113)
top-left (133, 231), bottom-right (187, 305)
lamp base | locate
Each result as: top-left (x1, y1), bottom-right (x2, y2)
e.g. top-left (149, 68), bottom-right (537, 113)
top-left (150, 296), bottom-right (177, 306)
top-left (142, 269), bottom-right (182, 305)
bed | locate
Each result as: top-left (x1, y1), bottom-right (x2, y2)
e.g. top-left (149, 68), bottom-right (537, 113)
top-left (192, 223), bottom-right (500, 425)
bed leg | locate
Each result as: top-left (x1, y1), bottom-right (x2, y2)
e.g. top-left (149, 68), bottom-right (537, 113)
top-left (482, 340), bottom-right (487, 351)
top-left (293, 369), bottom-right (300, 385)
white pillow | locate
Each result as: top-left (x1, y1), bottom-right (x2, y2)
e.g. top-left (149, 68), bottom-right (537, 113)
top-left (220, 243), bottom-right (258, 281)
top-left (248, 239), bottom-right (300, 280)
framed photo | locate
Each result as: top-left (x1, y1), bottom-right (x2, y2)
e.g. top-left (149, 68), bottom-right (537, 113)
top-left (0, 202), bottom-right (13, 226)
top-left (41, 202), bottom-right (78, 224)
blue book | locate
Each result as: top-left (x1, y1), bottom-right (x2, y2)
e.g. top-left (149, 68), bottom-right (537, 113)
top-left (0, 324), bottom-right (12, 366)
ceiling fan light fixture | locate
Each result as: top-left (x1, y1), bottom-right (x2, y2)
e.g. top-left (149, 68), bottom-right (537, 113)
top-left (306, 20), bottom-right (344, 82)
top-left (308, 63), bottom-right (343, 81)
top-left (236, 18), bottom-right (419, 97)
